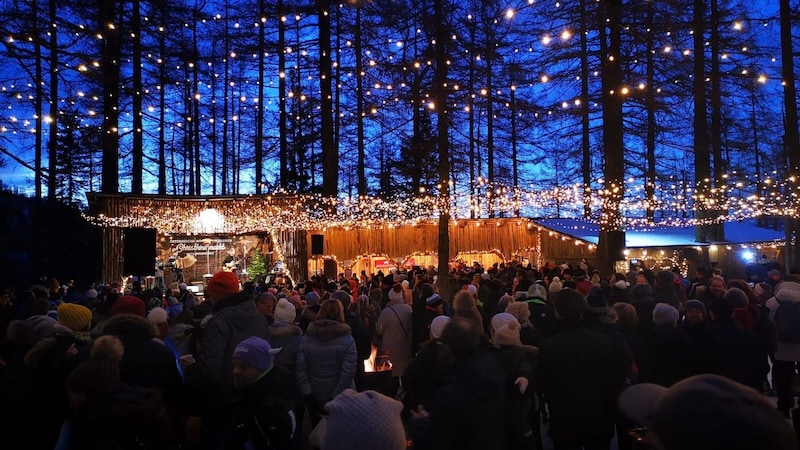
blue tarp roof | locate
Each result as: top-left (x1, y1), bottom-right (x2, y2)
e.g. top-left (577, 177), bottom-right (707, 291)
top-left (533, 218), bottom-right (785, 248)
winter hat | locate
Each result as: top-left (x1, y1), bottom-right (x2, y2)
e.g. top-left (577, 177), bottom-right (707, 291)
top-left (429, 315), bottom-right (451, 340)
top-left (683, 300), bottom-right (707, 318)
top-left (618, 374), bottom-right (795, 450)
top-left (585, 286), bottom-right (609, 312)
top-left (465, 284), bottom-right (478, 295)
top-left (111, 295), bottom-right (146, 317)
top-left (388, 283), bottom-right (404, 303)
top-left (710, 296), bottom-right (734, 318)
top-left (233, 336), bottom-right (274, 373)
top-left (754, 282), bottom-right (772, 299)
top-left (724, 287), bottom-right (749, 308)
top-left (147, 307), bottom-right (170, 339)
top-left (147, 297), bottom-right (164, 311)
top-left (401, 280), bottom-right (410, 290)
top-left (274, 298), bottom-right (297, 324)
top-left (491, 312), bottom-right (520, 333)
top-left (322, 389), bottom-right (406, 450)
top-left (330, 290), bottom-right (353, 308)
top-left (493, 322), bottom-right (522, 346)
top-left (305, 291), bottom-right (321, 306)
top-left (526, 283), bottom-right (547, 300)
top-left (206, 271), bottom-right (240, 301)
top-left (57, 303), bottom-right (92, 332)
top-left (24, 315), bottom-right (57, 346)
top-left (505, 302), bottom-right (531, 325)
top-left (572, 269), bottom-right (587, 280)
top-left (66, 335), bottom-right (124, 395)
top-left (425, 293), bottom-right (443, 308)
top-left (614, 279), bottom-right (629, 290)
top-left (86, 288), bottom-right (98, 299)
top-left (549, 277), bottom-right (563, 293)
top-left (657, 270), bottom-right (675, 287)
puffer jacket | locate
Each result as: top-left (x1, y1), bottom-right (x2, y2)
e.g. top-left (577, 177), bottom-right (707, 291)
top-left (766, 281), bottom-right (800, 361)
top-left (296, 319), bottom-right (356, 403)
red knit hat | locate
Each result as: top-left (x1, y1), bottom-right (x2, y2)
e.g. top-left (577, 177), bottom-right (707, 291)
top-left (207, 271), bottom-right (240, 301)
top-left (111, 295), bottom-right (146, 317)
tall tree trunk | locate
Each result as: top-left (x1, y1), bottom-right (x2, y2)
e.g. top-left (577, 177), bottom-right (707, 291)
top-left (355, 6), bottom-right (366, 196)
top-left (709, 0), bottom-right (724, 240)
top-left (33, 0), bottom-right (43, 200)
top-left (318, 0), bottom-right (337, 197)
top-left (131, 0), bottom-right (143, 194)
top-left (468, 18), bottom-right (476, 218)
top-left (693, 0), bottom-right (711, 243)
top-left (433, 0), bottom-right (451, 302)
top-left (483, 1), bottom-right (494, 217)
top-left (645, 0), bottom-right (656, 223)
top-left (47, 0), bottom-right (58, 200)
top-left (780, 0), bottom-right (800, 271)
top-left (596, 0), bottom-right (625, 276)
top-left (100, 0), bottom-right (121, 194)
top-left (580, 0), bottom-right (591, 219)
top-left (222, 4), bottom-right (230, 195)
top-left (157, 6), bottom-right (167, 195)
top-left (192, 6), bottom-right (201, 195)
top-left (255, 0), bottom-right (265, 194)
top-left (278, 0), bottom-right (288, 189)
top-left (510, 70), bottom-right (519, 216)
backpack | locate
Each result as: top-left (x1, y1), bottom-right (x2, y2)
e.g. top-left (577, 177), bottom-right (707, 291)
top-left (773, 299), bottom-right (800, 344)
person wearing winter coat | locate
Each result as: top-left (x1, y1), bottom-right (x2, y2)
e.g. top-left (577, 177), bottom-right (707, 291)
top-left (537, 290), bottom-right (624, 450)
top-left (376, 283), bottom-right (414, 377)
top-left (707, 296), bottom-right (767, 391)
top-left (409, 317), bottom-right (505, 450)
top-left (403, 315), bottom-right (450, 416)
top-left (183, 271), bottom-right (270, 449)
top-left (765, 280), bottom-right (800, 415)
top-left (296, 299), bottom-right (357, 426)
top-left (638, 303), bottom-right (693, 387)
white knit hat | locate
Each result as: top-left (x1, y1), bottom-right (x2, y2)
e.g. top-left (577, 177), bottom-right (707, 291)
top-left (322, 389), bottom-right (406, 450)
top-left (274, 298), bottom-right (296, 324)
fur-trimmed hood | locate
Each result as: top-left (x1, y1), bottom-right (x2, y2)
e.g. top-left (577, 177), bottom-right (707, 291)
top-left (102, 313), bottom-right (158, 340)
top-left (306, 319), bottom-right (351, 340)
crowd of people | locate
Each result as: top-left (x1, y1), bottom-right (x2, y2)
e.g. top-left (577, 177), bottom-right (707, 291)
top-left (0, 257), bottom-right (797, 450)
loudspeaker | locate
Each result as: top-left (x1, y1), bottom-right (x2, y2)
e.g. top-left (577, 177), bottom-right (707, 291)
top-left (311, 234), bottom-right (324, 255)
top-left (324, 259), bottom-right (338, 279)
top-left (123, 228), bottom-right (157, 275)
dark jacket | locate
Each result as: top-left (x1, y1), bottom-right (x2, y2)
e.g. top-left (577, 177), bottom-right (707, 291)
top-left (402, 342), bottom-right (446, 413)
top-left (267, 322), bottom-right (303, 408)
top-left (102, 314), bottom-right (184, 407)
top-left (708, 317), bottom-right (768, 390)
top-left (537, 323), bottom-right (621, 448)
top-left (410, 350), bottom-right (505, 450)
top-left (639, 325), bottom-right (693, 387)
top-left (490, 345), bottom-right (536, 450)
top-left (186, 293), bottom-right (271, 415)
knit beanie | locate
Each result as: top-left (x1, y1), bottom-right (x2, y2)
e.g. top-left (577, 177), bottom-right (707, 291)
top-left (57, 303), bottom-right (93, 332)
top-left (549, 277), bottom-right (563, 293)
top-left (233, 336), bottom-right (274, 373)
top-left (305, 291), bottom-right (321, 306)
top-left (493, 322), bottom-right (522, 346)
top-left (491, 312), bottom-right (520, 333)
top-left (66, 335), bottom-right (124, 394)
top-left (429, 315), bottom-right (450, 340)
top-left (724, 287), bottom-right (749, 308)
top-left (206, 271), bottom-right (240, 301)
top-left (322, 389), bottom-right (406, 450)
top-left (526, 283), bottom-right (547, 300)
top-left (111, 295), bottom-right (146, 317)
top-left (274, 298), bottom-right (297, 324)
top-left (505, 302), bottom-right (531, 325)
top-left (683, 300), bottom-right (707, 318)
top-left (388, 283), bottom-right (404, 303)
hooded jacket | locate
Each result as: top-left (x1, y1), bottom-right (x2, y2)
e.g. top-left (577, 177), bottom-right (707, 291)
top-left (296, 319), bottom-right (356, 403)
top-left (766, 281), bottom-right (800, 361)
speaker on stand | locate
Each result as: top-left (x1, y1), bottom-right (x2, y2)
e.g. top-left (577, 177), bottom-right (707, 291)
top-left (123, 228), bottom-right (157, 276)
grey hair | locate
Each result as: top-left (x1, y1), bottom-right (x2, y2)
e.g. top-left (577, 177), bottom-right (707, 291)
top-left (652, 302), bottom-right (679, 327)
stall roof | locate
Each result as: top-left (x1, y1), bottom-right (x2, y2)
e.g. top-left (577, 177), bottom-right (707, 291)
top-left (533, 218), bottom-right (785, 248)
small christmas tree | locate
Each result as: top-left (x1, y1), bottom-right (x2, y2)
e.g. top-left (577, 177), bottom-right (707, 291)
top-left (248, 248), bottom-right (267, 280)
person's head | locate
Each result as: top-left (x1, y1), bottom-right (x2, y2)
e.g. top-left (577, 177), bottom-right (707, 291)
top-left (504, 301), bottom-right (531, 327)
top-left (232, 336), bottom-right (274, 389)
top-left (206, 271), bottom-right (240, 303)
top-left (553, 289), bottom-right (586, 322)
top-left (611, 302), bottom-right (638, 328)
top-left (439, 317), bottom-right (482, 362)
top-left (708, 276), bottom-right (726, 297)
top-left (255, 292), bottom-right (277, 318)
top-left (429, 315), bottom-right (451, 341)
top-left (57, 303), bottom-right (93, 332)
top-left (618, 374), bottom-right (795, 450)
top-left (322, 389), bottom-right (406, 450)
top-left (652, 303), bottom-right (679, 327)
top-left (710, 296), bottom-right (734, 320)
top-left (317, 299), bottom-right (345, 322)
top-left (769, 269), bottom-right (783, 282)
top-left (683, 300), bottom-right (707, 325)
top-left (636, 273), bottom-right (650, 286)
top-left (724, 287), bottom-right (750, 309)
top-left (330, 290), bottom-right (353, 311)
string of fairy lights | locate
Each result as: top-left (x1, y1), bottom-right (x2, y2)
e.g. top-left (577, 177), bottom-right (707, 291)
top-left (83, 171), bottom-right (800, 235)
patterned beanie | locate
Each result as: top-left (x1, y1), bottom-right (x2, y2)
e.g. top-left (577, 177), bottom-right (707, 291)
top-left (206, 271), bottom-right (240, 301)
top-left (57, 303), bottom-right (93, 332)
top-left (111, 295), bottom-right (146, 317)
top-left (322, 389), bottom-right (406, 450)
